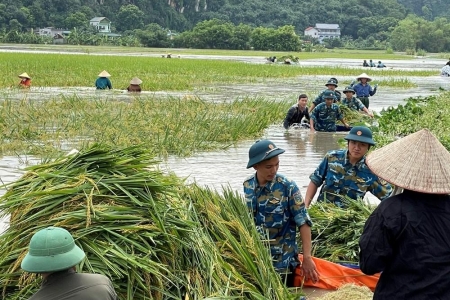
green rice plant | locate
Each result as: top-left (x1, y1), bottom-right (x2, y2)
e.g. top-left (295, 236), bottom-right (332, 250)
top-left (0, 144), bottom-right (301, 299)
top-left (0, 53), bottom-right (435, 91)
top-left (338, 104), bottom-right (374, 126)
top-left (0, 95), bottom-right (291, 156)
top-left (374, 78), bottom-right (417, 88)
top-left (416, 49), bottom-right (427, 57)
top-left (308, 198), bottom-right (376, 263)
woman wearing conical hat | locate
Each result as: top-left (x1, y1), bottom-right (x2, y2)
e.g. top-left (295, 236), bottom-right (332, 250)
top-left (359, 129), bottom-right (450, 299)
top-left (18, 72), bottom-right (31, 88)
top-left (95, 70), bottom-right (112, 90)
top-left (350, 72), bottom-right (377, 109)
top-left (126, 77), bottom-right (142, 93)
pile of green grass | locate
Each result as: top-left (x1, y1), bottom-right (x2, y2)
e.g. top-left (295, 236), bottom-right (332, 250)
top-left (0, 144), bottom-right (301, 299)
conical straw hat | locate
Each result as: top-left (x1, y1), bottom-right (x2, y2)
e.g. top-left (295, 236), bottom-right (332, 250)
top-left (98, 70), bottom-right (111, 77)
top-left (366, 129), bottom-right (450, 194)
top-left (18, 72), bottom-right (31, 79)
top-left (356, 73), bottom-right (372, 81)
top-left (129, 77), bottom-right (142, 85)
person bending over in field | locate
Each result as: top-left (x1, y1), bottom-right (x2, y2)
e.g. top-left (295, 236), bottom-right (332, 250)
top-left (18, 72), bottom-right (31, 88)
top-left (95, 70), bottom-right (112, 90)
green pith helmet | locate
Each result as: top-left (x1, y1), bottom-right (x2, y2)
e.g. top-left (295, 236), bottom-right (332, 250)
top-left (247, 139), bottom-right (285, 168)
top-left (323, 90), bottom-right (335, 100)
top-left (344, 126), bottom-right (375, 145)
top-left (343, 86), bottom-right (355, 94)
top-left (21, 227), bottom-right (85, 273)
top-left (329, 77), bottom-right (339, 84)
top-left (325, 78), bottom-right (338, 87)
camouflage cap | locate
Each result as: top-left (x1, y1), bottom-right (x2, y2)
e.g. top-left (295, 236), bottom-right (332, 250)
top-left (344, 126), bottom-right (375, 145)
top-left (247, 140), bottom-right (285, 168)
top-left (325, 78), bottom-right (338, 87)
top-left (343, 86), bottom-right (355, 94)
top-left (323, 90), bottom-right (336, 99)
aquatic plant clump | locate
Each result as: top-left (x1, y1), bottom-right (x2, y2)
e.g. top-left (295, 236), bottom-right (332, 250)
top-left (375, 93), bottom-right (450, 150)
top-left (0, 144), bottom-right (300, 300)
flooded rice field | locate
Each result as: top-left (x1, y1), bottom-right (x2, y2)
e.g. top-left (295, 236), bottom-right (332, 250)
top-left (1, 54), bottom-right (450, 232)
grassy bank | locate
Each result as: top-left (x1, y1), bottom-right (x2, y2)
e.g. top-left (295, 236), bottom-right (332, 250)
top-left (0, 52), bottom-right (435, 90)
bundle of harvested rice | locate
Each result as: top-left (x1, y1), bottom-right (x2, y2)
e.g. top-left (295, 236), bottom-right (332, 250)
top-left (0, 144), bottom-right (300, 299)
top-left (317, 284), bottom-right (373, 300)
top-left (308, 198), bottom-right (376, 263)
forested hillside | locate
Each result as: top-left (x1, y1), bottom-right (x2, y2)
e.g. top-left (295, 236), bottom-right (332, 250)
top-left (0, 0), bottom-right (449, 52)
top-left (0, 0), bottom-right (448, 35)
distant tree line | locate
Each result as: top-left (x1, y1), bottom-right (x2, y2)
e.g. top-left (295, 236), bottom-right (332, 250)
top-left (0, 0), bottom-right (450, 52)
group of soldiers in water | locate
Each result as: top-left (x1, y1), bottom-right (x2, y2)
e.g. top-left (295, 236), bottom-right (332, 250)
top-left (284, 73), bottom-right (377, 132)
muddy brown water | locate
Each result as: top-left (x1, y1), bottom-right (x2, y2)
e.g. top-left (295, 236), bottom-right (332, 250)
top-left (1, 55), bottom-right (450, 236)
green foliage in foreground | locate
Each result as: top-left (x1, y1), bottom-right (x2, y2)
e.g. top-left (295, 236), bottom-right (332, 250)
top-left (0, 52), bottom-right (435, 90)
top-left (375, 92), bottom-right (450, 150)
top-left (0, 145), bottom-right (301, 299)
top-left (0, 96), bottom-right (290, 156)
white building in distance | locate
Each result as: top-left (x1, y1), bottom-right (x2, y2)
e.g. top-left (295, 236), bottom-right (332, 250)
top-left (304, 23), bottom-right (340, 43)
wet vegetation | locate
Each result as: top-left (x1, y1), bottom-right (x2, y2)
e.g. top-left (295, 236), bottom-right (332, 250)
top-left (0, 52), bottom-right (435, 90)
top-left (0, 145), bottom-right (302, 299)
top-left (0, 96), bottom-right (290, 157)
top-left (374, 92), bottom-right (450, 150)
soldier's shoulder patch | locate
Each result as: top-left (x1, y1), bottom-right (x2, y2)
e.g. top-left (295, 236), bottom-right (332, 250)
top-left (293, 191), bottom-right (304, 205)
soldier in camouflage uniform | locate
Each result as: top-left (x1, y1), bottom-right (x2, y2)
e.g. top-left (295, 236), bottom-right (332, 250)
top-left (309, 90), bottom-right (350, 132)
top-left (342, 86), bottom-right (373, 118)
top-left (304, 126), bottom-right (393, 208)
top-left (309, 78), bottom-right (341, 112)
top-left (243, 139), bottom-right (318, 286)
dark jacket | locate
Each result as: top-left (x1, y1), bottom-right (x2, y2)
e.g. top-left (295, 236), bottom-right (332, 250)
top-left (29, 269), bottom-right (117, 300)
top-left (283, 105), bottom-right (310, 129)
top-left (95, 77), bottom-right (112, 90)
top-left (359, 190), bottom-right (450, 300)
top-left (127, 84), bottom-right (141, 92)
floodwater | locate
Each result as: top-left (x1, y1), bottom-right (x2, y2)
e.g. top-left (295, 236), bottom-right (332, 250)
top-left (1, 53), bottom-right (450, 233)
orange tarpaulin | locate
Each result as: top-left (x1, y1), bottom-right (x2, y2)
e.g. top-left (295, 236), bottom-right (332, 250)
top-left (295, 254), bottom-right (380, 291)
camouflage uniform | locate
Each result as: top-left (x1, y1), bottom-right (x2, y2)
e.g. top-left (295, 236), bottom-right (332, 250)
top-left (243, 173), bottom-right (312, 272)
top-left (310, 102), bottom-right (344, 132)
top-left (342, 97), bottom-right (366, 111)
top-left (312, 89), bottom-right (341, 106)
top-left (309, 149), bottom-right (393, 207)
